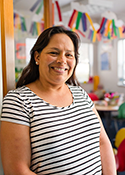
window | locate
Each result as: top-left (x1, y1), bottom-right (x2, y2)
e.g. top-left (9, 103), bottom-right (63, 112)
top-left (26, 38), bottom-right (37, 64)
top-left (117, 39), bottom-right (125, 86)
top-left (75, 43), bottom-right (93, 83)
top-left (15, 38), bottom-right (37, 82)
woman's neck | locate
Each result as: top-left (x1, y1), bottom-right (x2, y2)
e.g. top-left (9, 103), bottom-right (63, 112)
top-left (26, 79), bottom-right (72, 108)
top-left (35, 79), bottom-right (66, 93)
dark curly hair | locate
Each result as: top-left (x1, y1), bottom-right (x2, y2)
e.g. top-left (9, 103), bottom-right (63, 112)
top-left (16, 26), bottom-right (80, 88)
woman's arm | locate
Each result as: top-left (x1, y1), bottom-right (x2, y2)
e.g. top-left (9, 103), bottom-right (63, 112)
top-left (93, 107), bottom-right (117, 175)
top-left (0, 121), bottom-right (36, 175)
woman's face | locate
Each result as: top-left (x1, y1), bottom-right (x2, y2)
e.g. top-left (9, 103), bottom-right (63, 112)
top-left (35, 33), bottom-right (76, 86)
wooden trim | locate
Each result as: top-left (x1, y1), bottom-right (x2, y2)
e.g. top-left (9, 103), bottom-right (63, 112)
top-left (0, 0), bottom-right (15, 97)
top-left (44, 0), bottom-right (52, 29)
top-left (0, 0), bottom-right (7, 96)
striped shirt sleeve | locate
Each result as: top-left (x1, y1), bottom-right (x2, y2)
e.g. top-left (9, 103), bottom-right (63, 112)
top-left (79, 86), bottom-right (94, 109)
top-left (1, 90), bottom-right (30, 126)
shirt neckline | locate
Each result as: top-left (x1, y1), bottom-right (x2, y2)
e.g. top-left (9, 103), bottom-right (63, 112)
top-left (24, 84), bottom-right (75, 110)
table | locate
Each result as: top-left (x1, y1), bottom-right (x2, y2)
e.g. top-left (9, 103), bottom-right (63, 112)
top-left (94, 100), bottom-right (119, 133)
top-left (94, 100), bottom-right (119, 111)
top-left (94, 103), bottom-right (119, 112)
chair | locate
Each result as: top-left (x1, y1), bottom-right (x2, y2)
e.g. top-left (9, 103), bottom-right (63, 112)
top-left (115, 139), bottom-right (125, 172)
top-left (112, 102), bottom-right (125, 132)
top-left (113, 128), bottom-right (125, 174)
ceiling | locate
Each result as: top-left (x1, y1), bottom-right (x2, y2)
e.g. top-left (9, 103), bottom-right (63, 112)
top-left (13, 0), bottom-right (125, 23)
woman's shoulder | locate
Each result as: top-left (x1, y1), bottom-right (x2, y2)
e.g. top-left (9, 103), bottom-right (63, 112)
top-left (67, 84), bottom-right (85, 93)
top-left (3, 86), bottom-right (30, 101)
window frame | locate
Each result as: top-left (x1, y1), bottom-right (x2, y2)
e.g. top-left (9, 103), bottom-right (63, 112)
top-left (117, 39), bottom-right (125, 86)
top-left (75, 42), bottom-right (93, 83)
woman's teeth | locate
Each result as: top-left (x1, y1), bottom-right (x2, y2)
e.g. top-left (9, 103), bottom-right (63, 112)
top-left (54, 67), bottom-right (66, 71)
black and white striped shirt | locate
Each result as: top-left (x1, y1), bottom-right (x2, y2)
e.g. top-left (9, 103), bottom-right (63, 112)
top-left (1, 85), bottom-right (102, 174)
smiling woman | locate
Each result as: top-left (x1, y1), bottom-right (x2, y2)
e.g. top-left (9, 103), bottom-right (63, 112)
top-left (0, 26), bottom-right (116, 175)
top-left (34, 33), bottom-right (76, 87)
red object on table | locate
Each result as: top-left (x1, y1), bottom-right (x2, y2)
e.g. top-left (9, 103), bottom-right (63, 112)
top-left (88, 93), bottom-right (99, 101)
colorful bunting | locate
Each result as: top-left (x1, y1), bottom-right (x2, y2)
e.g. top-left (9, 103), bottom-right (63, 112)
top-left (30, 0), bottom-right (42, 12)
top-left (104, 19), bottom-right (110, 36)
top-left (36, 0), bottom-right (43, 15)
top-left (88, 30), bottom-right (92, 40)
top-left (117, 27), bottom-right (124, 38)
top-left (93, 30), bottom-right (97, 42)
top-left (112, 19), bottom-right (117, 36)
top-left (100, 18), bottom-right (107, 35)
top-left (20, 17), bottom-right (27, 31)
top-left (14, 0), bottom-right (125, 42)
top-left (91, 31), bottom-right (94, 42)
top-left (97, 33), bottom-right (102, 41)
top-left (68, 9), bottom-right (77, 28)
top-left (68, 10), bottom-right (78, 29)
top-left (122, 26), bottom-right (125, 33)
top-left (75, 11), bottom-right (82, 30)
top-left (30, 0), bottom-right (43, 15)
top-left (55, 1), bottom-right (62, 22)
top-left (77, 29), bottom-right (85, 37)
top-left (85, 13), bottom-right (95, 31)
top-left (85, 13), bottom-right (97, 42)
top-left (14, 12), bottom-right (27, 32)
top-left (81, 13), bottom-right (87, 32)
top-left (97, 17), bottom-right (105, 33)
top-left (68, 8), bottom-right (125, 42)
top-left (14, 13), bottom-right (16, 26)
top-left (29, 21), bottom-right (44, 36)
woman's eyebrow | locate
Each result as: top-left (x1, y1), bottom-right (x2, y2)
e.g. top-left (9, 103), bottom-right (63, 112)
top-left (49, 47), bottom-right (74, 52)
top-left (49, 47), bottom-right (60, 51)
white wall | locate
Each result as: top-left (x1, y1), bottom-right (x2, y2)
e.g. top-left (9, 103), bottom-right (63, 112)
top-left (78, 35), bottom-right (125, 96)
top-left (98, 39), bottom-right (125, 95)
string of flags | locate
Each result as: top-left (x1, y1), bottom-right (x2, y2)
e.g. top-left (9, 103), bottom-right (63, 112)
top-left (14, 12), bottom-right (27, 32)
top-left (53, 1), bottom-right (125, 42)
top-left (14, 0), bottom-right (125, 42)
top-left (30, 0), bottom-right (43, 15)
top-left (68, 9), bottom-right (125, 42)
top-left (29, 21), bottom-right (44, 36)
top-left (29, 0), bottom-right (44, 35)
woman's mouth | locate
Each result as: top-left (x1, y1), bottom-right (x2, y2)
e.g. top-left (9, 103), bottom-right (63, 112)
top-left (51, 67), bottom-right (68, 73)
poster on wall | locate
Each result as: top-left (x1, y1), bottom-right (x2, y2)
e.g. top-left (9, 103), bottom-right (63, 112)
top-left (100, 52), bottom-right (110, 70)
top-left (16, 43), bottom-right (26, 59)
top-left (100, 40), bottom-right (112, 70)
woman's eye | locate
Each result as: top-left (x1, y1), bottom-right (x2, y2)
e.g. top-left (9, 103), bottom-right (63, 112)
top-left (66, 53), bottom-right (73, 58)
top-left (50, 52), bottom-right (58, 55)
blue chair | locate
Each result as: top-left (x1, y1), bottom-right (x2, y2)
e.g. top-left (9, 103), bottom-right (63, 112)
top-left (112, 102), bottom-right (125, 132)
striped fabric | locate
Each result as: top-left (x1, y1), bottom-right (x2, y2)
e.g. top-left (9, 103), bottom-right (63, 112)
top-left (1, 85), bottom-right (102, 175)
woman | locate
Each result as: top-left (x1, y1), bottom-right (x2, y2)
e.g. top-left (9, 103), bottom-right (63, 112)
top-left (0, 26), bottom-right (116, 174)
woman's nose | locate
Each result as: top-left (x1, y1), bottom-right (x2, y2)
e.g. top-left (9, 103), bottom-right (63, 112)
top-left (57, 54), bottom-right (66, 63)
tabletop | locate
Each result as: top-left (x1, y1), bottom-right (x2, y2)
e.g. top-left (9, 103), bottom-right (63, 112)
top-left (94, 100), bottom-right (119, 112)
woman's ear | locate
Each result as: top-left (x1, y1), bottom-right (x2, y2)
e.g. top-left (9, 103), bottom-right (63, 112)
top-left (34, 51), bottom-right (40, 64)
